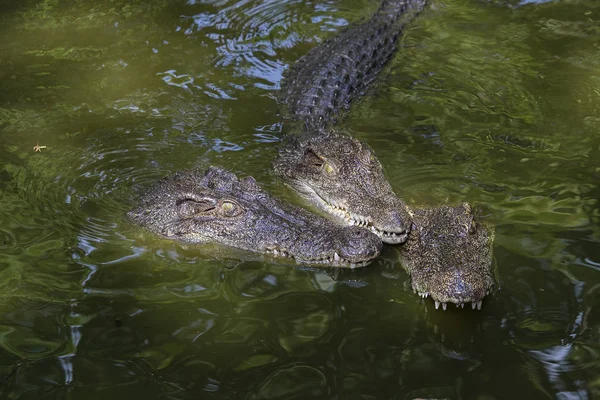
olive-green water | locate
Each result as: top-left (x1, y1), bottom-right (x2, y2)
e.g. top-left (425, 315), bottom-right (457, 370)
top-left (0, 0), bottom-right (599, 398)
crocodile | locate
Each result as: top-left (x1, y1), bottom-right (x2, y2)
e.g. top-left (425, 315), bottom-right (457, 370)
top-left (273, 0), bottom-right (496, 308)
top-left (273, 0), bottom-right (427, 242)
top-left (128, 166), bottom-right (382, 268)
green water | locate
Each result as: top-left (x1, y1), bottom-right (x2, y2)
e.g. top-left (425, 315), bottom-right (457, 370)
top-left (0, 0), bottom-right (599, 398)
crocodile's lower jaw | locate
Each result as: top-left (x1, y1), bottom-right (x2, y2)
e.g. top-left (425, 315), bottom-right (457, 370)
top-left (264, 248), bottom-right (372, 269)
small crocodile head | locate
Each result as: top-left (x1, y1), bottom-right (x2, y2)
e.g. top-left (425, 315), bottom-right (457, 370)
top-left (400, 203), bottom-right (495, 310)
top-left (273, 132), bottom-right (412, 244)
top-left (128, 166), bottom-right (382, 267)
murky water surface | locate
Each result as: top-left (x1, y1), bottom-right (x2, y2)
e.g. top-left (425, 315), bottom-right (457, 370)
top-left (0, 0), bottom-right (599, 398)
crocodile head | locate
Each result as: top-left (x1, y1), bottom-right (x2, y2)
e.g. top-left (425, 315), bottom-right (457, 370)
top-left (272, 132), bottom-right (412, 244)
top-left (128, 166), bottom-right (382, 267)
top-left (400, 203), bottom-right (495, 310)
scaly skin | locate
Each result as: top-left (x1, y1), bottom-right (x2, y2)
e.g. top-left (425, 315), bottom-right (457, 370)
top-left (399, 204), bottom-right (496, 310)
top-left (281, 0), bottom-right (428, 131)
top-left (128, 167), bottom-right (382, 268)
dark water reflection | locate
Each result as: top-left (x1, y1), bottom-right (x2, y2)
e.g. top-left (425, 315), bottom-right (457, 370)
top-left (0, 0), bottom-right (599, 398)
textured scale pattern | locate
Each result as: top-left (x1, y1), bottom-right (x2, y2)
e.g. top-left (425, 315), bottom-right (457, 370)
top-left (281, 0), bottom-right (426, 131)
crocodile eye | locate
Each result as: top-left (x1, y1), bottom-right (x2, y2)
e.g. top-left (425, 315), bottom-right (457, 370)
top-left (324, 163), bottom-right (335, 175)
top-left (304, 149), bottom-right (324, 167)
top-left (220, 200), bottom-right (242, 217)
top-left (468, 221), bottom-right (477, 235)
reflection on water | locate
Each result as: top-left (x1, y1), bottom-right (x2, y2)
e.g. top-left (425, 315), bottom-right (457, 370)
top-left (0, 0), bottom-right (599, 398)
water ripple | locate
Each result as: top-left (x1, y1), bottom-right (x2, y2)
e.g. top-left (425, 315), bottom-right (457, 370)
top-left (180, 0), bottom-right (354, 90)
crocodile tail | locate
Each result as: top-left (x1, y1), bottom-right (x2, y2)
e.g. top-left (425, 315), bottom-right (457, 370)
top-left (281, 0), bottom-right (427, 132)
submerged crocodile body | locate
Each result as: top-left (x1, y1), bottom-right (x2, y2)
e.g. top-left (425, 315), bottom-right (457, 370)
top-left (128, 167), bottom-right (382, 267)
top-left (274, 0), bottom-right (496, 308)
top-left (282, 0), bottom-right (425, 131)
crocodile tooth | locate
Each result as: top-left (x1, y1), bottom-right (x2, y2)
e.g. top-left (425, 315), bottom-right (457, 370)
top-left (442, 303), bottom-right (447, 311)
top-left (472, 302), bottom-right (476, 310)
top-left (477, 301), bottom-right (482, 310)
top-left (460, 303), bottom-right (465, 308)
top-left (350, 263), bottom-right (356, 269)
top-left (435, 301), bottom-right (440, 310)
top-left (273, 249), bottom-right (279, 255)
top-left (333, 252), bottom-right (340, 262)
